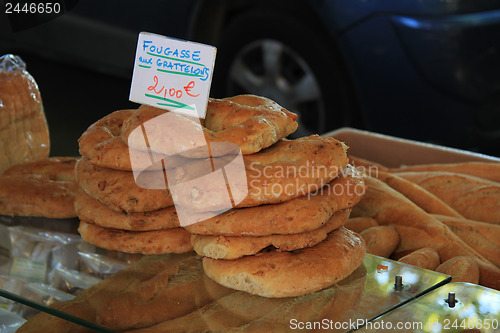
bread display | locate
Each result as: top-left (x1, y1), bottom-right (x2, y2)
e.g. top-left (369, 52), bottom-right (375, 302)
top-left (350, 156), bottom-right (500, 290)
top-left (6, 75), bottom-right (500, 331)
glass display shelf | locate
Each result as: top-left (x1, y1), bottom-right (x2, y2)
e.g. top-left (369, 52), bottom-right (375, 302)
top-left (0, 241), bottom-right (451, 332)
top-left (356, 282), bottom-right (500, 333)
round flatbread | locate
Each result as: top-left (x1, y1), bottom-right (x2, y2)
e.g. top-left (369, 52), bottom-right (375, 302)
top-left (74, 191), bottom-right (180, 231)
top-left (78, 222), bottom-right (192, 254)
top-left (79, 110), bottom-right (165, 171)
top-left (0, 157), bottom-right (79, 218)
top-left (171, 135), bottom-right (349, 212)
top-left (122, 95), bottom-right (298, 158)
top-left (185, 164), bottom-right (365, 236)
top-left (202, 227), bottom-right (366, 298)
top-left (191, 209), bottom-right (351, 259)
top-left (75, 158), bottom-right (174, 213)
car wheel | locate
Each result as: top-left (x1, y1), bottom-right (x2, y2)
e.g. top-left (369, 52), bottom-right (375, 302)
top-left (211, 7), bottom-right (358, 137)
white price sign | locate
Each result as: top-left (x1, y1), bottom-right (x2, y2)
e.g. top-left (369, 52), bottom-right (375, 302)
top-left (129, 32), bottom-right (216, 118)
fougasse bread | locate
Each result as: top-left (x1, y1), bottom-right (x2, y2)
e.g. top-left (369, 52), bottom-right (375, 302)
top-left (0, 157), bottom-right (79, 218)
top-left (191, 209), bottom-right (351, 259)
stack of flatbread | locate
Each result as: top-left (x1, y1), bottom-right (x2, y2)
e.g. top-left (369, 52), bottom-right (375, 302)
top-left (76, 94), bottom-right (368, 297)
top-left (75, 108), bottom-right (193, 255)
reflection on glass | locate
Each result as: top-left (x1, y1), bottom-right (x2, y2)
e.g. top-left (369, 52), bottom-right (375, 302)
top-left (358, 282), bottom-right (500, 333)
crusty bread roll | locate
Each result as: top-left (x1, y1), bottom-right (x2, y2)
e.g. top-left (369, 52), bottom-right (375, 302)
top-left (436, 256), bottom-right (480, 284)
top-left (433, 214), bottom-right (500, 267)
top-left (360, 225), bottom-right (400, 258)
top-left (0, 59), bottom-right (50, 174)
top-left (398, 247), bottom-right (440, 270)
top-left (344, 216), bottom-right (379, 233)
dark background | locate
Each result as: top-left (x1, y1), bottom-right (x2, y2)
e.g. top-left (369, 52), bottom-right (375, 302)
top-left (2, 0), bottom-right (500, 158)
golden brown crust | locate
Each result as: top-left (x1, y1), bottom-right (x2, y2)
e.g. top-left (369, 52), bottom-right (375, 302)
top-left (436, 256), bottom-right (480, 284)
top-left (78, 110), bottom-right (176, 171)
top-left (122, 95), bottom-right (298, 158)
top-left (165, 135), bottom-right (350, 212)
top-left (398, 248), bottom-right (441, 270)
top-left (352, 176), bottom-right (500, 290)
top-left (191, 209), bottom-right (351, 259)
top-left (185, 165), bottom-right (365, 236)
top-left (74, 191), bottom-right (180, 231)
top-left (344, 217), bottom-right (379, 234)
top-left (75, 158), bottom-right (174, 213)
top-left (78, 222), bottom-right (192, 254)
top-left (0, 157), bottom-right (78, 218)
top-left (396, 171), bottom-right (500, 223)
top-left (391, 161), bottom-right (500, 183)
top-left (0, 71), bottom-right (50, 173)
top-left (360, 226), bottom-right (400, 258)
top-left (203, 227), bottom-right (366, 298)
top-left (433, 214), bottom-right (500, 267)
top-left (376, 171), bottom-right (464, 218)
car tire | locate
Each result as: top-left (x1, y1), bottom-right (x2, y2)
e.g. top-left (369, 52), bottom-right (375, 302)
top-left (211, 6), bottom-right (359, 137)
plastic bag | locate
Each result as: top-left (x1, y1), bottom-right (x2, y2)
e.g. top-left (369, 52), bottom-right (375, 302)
top-left (0, 54), bottom-right (50, 174)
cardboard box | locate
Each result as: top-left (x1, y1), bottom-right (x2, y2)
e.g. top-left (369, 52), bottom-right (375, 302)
top-left (325, 127), bottom-right (500, 168)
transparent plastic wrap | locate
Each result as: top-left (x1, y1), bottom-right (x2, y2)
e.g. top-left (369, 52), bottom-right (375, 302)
top-left (0, 54), bottom-right (50, 174)
top-left (76, 242), bottom-right (141, 279)
top-left (7, 226), bottom-right (81, 285)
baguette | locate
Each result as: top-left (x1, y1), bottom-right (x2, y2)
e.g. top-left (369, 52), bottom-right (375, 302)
top-left (433, 214), bottom-right (500, 267)
top-left (360, 226), bottom-right (400, 258)
top-left (436, 256), bottom-right (480, 284)
top-left (352, 176), bottom-right (500, 289)
top-left (398, 248), bottom-right (440, 270)
top-left (349, 155), bottom-right (389, 172)
top-left (344, 217), bottom-right (379, 233)
top-left (377, 171), bottom-right (463, 218)
top-left (396, 171), bottom-right (500, 223)
top-left (391, 161), bottom-right (500, 183)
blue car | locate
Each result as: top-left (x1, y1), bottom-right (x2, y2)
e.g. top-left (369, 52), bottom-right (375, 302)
top-left (2, 0), bottom-right (500, 156)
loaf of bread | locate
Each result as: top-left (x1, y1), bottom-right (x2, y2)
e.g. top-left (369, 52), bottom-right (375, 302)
top-left (396, 171), bottom-right (500, 223)
top-left (433, 214), bottom-right (500, 267)
top-left (344, 217), bottom-right (379, 233)
top-left (398, 247), bottom-right (440, 270)
top-left (360, 225), bottom-right (400, 258)
top-left (391, 161), bottom-right (500, 183)
top-left (0, 55), bottom-right (50, 174)
top-left (377, 171), bottom-right (463, 218)
top-left (436, 256), bottom-right (480, 284)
